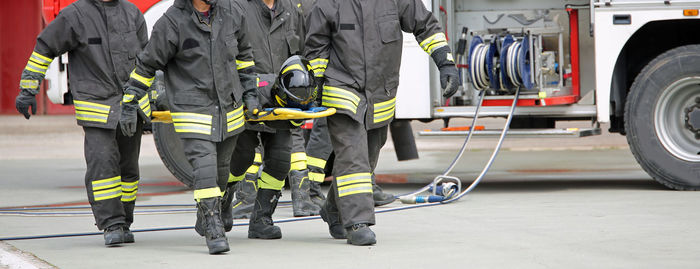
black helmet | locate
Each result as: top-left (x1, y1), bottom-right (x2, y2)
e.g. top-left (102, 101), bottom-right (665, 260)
top-left (274, 55), bottom-right (318, 110)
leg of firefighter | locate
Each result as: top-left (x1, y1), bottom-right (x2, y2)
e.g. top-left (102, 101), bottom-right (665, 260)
top-left (289, 128), bottom-right (321, 217)
top-left (216, 135), bottom-right (237, 232)
top-left (117, 120), bottom-right (143, 243)
top-left (83, 126), bottom-right (127, 246)
top-left (182, 138), bottom-right (233, 254)
top-left (228, 131), bottom-right (261, 219)
top-left (248, 131), bottom-right (290, 239)
top-left (325, 114), bottom-right (376, 246)
top-left (306, 117), bottom-right (332, 207)
top-left (367, 125), bottom-right (395, 206)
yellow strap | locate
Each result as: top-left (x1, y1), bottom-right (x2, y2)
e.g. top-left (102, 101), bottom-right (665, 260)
top-left (309, 172), bottom-right (325, 183)
top-left (258, 171), bottom-right (285, 190)
top-left (194, 187), bottom-right (222, 201)
top-left (307, 156), bottom-right (326, 169)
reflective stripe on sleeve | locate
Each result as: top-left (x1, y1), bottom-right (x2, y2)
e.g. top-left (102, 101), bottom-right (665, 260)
top-left (309, 58), bottom-right (328, 77)
top-left (419, 33), bottom-right (448, 55)
top-left (236, 60), bottom-right (255, 70)
top-left (130, 70), bottom-right (154, 88)
top-left (20, 80), bottom-right (40, 90)
top-left (138, 95), bottom-right (151, 117)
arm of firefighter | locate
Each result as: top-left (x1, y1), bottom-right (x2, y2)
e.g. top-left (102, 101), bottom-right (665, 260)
top-left (127, 17), bottom-right (178, 91)
top-left (20, 9), bottom-right (80, 95)
top-left (233, 8), bottom-right (257, 93)
top-left (304, 4), bottom-right (333, 80)
top-left (136, 12), bottom-right (149, 49)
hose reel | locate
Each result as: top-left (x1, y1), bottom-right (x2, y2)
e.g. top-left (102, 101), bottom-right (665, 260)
top-left (468, 34), bottom-right (535, 92)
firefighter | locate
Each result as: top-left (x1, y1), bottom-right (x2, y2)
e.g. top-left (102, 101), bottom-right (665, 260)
top-left (304, 117), bottom-right (396, 207)
top-left (229, 56), bottom-right (319, 239)
top-left (120, 0), bottom-right (257, 254)
top-left (226, 0), bottom-right (318, 229)
top-left (305, 0), bottom-right (461, 245)
top-left (13, 0), bottom-right (147, 246)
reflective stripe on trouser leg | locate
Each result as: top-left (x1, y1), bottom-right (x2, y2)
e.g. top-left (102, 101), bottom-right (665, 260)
top-left (182, 137), bottom-right (237, 200)
top-left (83, 126), bottom-right (126, 230)
top-left (258, 172), bottom-right (285, 190)
top-left (326, 114), bottom-right (375, 227)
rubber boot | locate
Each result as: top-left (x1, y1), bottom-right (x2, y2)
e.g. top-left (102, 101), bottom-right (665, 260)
top-left (289, 169), bottom-right (321, 217)
top-left (231, 173), bottom-right (257, 219)
top-left (372, 174), bottom-right (395, 206)
top-left (320, 200), bottom-right (346, 239)
top-left (221, 182), bottom-right (236, 231)
top-left (346, 223), bottom-right (376, 246)
top-left (309, 180), bottom-right (326, 208)
top-left (197, 197), bottom-right (230, 254)
top-left (103, 224), bottom-right (125, 246)
top-left (248, 189), bottom-right (282, 239)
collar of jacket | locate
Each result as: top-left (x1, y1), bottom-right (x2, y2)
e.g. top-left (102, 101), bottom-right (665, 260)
top-left (89, 0), bottom-right (120, 6)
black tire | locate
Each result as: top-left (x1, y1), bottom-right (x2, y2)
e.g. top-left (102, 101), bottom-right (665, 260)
top-left (153, 122), bottom-right (195, 189)
top-left (625, 45), bottom-right (700, 190)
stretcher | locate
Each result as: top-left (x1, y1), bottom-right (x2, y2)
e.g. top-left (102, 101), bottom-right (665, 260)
top-left (151, 107), bottom-right (336, 123)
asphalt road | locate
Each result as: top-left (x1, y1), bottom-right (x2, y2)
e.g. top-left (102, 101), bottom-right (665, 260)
top-left (1, 115), bottom-right (699, 268)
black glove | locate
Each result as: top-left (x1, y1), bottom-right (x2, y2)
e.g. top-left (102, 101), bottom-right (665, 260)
top-left (431, 46), bottom-right (462, 99)
top-left (243, 89), bottom-right (260, 119)
top-left (119, 86), bottom-right (150, 137)
top-left (15, 90), bottom-right (37, 119)
top-left (439, 65), bottom-right (460, 99)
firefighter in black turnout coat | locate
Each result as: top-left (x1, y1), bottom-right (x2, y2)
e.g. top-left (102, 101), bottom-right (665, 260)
top-left (121, 0), bottom-right (257, 254)
top-left (304, 0), bottom-right (461, 245)
top-left (14, 0), bottom-right (148, 246)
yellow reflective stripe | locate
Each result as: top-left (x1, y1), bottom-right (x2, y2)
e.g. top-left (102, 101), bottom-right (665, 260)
top-left (337, 183), bottom-right (373, 197)
top-left (236, 60), bottom-right (255, 70)
top-left (121, 181), bottom-right (139, 192)
top-left (374, 97), bottom-right (396, 113)
top-left (322, 97), bottom-right (357, 114)
top-left (130, 70), bottom-right (154, 87)
top-left (24, 66), bottom-right (46, 75)
top-left (419, 33), bottom-right (447, 50)
top-left (310, 58), bottom-right (328, 65)
top-left (228, 173), bottom-right (245, 183)
top-left (309, 172), bottom-right (325, 183)
top-left (194, 187), bottom-right (222, 201)
top-left (92, 176), bottom-right (121, 191)
top-left (307, 156), bottom-right (326, 169)
top-left (31, 51), bottom-right (52, 64)
top-left (426, 41), bottom-right (448, 55)
top-left (123, 94), bottom-right (135, 103)
top-left (227, 117), bottom-right (245, 132)
top-left (258, 171), bottom-right (285, 190)
top-left (290, 161), bottom-right (307, 171)
top-left (171, 112), bottom-right (212, 125)
top-left (246, 164), bottom-right (260, 174)
top-left (94, 187), bottom-right (122, 201)
top-left (227, 106), bottom-right (244, 121)
top-left (75, 111), bottom-right (108, 123)
top-left (282, 64), bottom-right (304, 74)
top-left (373, 107), bottom-right (395, 123)
top-left (173, 123), bottom-right (212, 135)
top-left (138, 95), bottom-right (151, 117)
top-left (20, 80), bottom-right (39, 89)
top-left (323, 86), bottom-right (360, 105)
top-left (74, 100), bottom-right (110, 113)
top-left (336, 172), bottom-right (371, 186)
top-left (121, 190), bottom-right (137, 202)
top-left (291, 152), bottom-right (307, 163)
top-left (254, 153), bottom-right (263, 163)
top-left (26, 61), bottom-right (48, 72)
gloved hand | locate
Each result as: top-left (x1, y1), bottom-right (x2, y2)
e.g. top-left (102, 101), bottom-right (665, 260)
top-left (15, 90), bottom-right (37, 119)
top-left (243, 90), bottom-right (260, 119)
top-left (119, 86), bottom-right (150, 137)
top-left (439, 65), bottom-right (460, 99)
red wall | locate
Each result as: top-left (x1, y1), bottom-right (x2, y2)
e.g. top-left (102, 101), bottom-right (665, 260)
top-left (0, 0), bottom-right (45, 114)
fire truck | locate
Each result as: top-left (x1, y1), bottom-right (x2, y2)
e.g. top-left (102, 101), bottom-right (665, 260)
top-left (39, 0), bottom-right (700, 190)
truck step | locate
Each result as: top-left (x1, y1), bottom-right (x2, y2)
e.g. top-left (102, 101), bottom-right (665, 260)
top-left (418, 127), bottom-right (601, 138)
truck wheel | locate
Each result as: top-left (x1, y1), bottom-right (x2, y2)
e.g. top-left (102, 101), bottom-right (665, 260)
top-left (153, 122), bottom-right (195, 188)
top-left (625, 45), bottom-right (700, 190)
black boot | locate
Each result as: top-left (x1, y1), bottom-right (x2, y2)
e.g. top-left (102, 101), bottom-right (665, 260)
top-left (103, 224), bottom-right (125, 246)
top-left (346, 223), bottom-right (376, 246)
top-left (123, 227), bottom-right (135, 243)
top-left (372, 174), bottom-right (395, 206)
top-left (196, 197), bottom-right (230, 254)
top-left (309, 180), bottom-right (326, 208)
top-left (289, 169), bottom-right (321, 217)
top-left (320, 200), bottom-right (346, 239)
top-left (248, 189), bottom-right (282, 239)
top-left (231, 173), bottom-right (257, 219)
top-left (221, 182), bottom-right (236, 232)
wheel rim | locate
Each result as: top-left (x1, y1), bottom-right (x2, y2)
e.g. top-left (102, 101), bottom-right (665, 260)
top-left (654, 76), bottom-right (700, 162)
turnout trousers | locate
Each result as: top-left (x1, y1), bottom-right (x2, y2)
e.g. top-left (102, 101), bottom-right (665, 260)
top-left (229, 130), bottom-right (292, 191)
top-left (290, 128), bottom-right (308, 171)
top-left (181, 136), bottom-right (238, 201)
top-left (325, 114), bottom-right (388, 227)
top-left (83, 121), bottom-right (142, 230)
top-left (305, 117), bottom-right (333, 183)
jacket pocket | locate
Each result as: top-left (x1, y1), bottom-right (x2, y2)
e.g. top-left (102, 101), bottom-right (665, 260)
top-left (173, 90), bottom-right (212, 106)
top-left (224, 34), bottom-right (238, 60)
top-left (73, 78), bottom-right (112, 101)
top-left (378, 20), bottom-right (401, 44)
